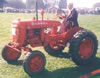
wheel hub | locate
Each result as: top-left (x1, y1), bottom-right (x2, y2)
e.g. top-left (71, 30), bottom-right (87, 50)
top-left (79, 37), bottom-right (94, 59)
top-left (6, 47), bottom-right (20, 60)
top-left (29, 56), bottom-right (43, 72)
top-left (50, 41), bottom-right (60, 50)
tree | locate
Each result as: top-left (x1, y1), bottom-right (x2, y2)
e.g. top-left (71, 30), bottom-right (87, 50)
top-left (43, 0), bottom-right (51, 9)
top-left (0, 0), bottom-right (6, 8)
top-left (5, 0), bottom-right (26, 9)
top-left (59, 0), bottom-right (67, 9)
top-left (26, 0), bottom-right (44, 9)
top-left (43, 0), bottom-right (59, 9)
top-left (93, 2), bottom-right (100, 8)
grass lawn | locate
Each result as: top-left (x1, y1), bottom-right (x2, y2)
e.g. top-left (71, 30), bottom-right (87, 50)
top-left (0, 13), bottom-right (100, 78)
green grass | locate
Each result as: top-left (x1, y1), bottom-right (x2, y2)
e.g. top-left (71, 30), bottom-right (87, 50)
top-left (0, 13), bottom-right (100, 78)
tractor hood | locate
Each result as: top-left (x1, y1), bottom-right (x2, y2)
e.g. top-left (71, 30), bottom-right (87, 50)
top-left (12, 19), bottom-right (61, 29)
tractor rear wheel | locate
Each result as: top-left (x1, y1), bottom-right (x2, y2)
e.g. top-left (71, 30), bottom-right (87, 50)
top-left (23, 51), bottom-right (46, 76)
top-left (69, 30), bottom-right (98, 66)
top-left (44, 41), bottom-right (64, 55)
top-left (2, 45), bottom-right (21, 63)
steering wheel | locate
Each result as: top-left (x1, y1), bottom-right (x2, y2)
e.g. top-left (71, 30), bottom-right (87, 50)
top-left (56, 10), bottom-right (66, 19)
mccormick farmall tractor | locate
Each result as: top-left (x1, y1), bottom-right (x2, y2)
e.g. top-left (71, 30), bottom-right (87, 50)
top-left (2, 1), bottom-right (98, 76)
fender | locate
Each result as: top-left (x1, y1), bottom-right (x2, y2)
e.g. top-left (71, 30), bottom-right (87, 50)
top-left (65, 27), bottom-right (83, 42)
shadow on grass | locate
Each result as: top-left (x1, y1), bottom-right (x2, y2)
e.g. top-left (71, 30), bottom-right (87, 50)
top-left (6, 52), bottom-right (71, 66)
top-left (8, 60), bottom-right (23, 66)
top-left (8, 55), bottom-right (100, 78)
top-left (47, 52), bottom-right (71, 59)
top-left (29, 57), bottom-right (100, 78)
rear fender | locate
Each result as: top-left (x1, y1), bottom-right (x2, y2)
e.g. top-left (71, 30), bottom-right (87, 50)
top-left (65, 27), bottom-right (84, 42)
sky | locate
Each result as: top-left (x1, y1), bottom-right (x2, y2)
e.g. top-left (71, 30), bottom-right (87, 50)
top-left (22, 0), bottom-right (26, 3)
top-left (68, 0), bottom-right (100, 8)
top-left (22, 0), bottom-right (100, 8)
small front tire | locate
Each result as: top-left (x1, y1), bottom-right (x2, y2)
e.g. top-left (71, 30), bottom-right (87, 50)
top-left (23, 51), bottom-right (46, 76)
top-left (2, 45), bottom-right (21, 63)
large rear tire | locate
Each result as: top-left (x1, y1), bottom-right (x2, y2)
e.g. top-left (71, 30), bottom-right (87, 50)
top-left (2, 45), bottom-right (21, 63)
top-left (23, 51), bottom-right (46, 76)
top-left (69, 30), bottom-right (98, 66)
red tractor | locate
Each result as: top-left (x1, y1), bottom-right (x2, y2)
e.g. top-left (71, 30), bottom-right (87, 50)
top-left (2, 9), bottom-right (98, 76)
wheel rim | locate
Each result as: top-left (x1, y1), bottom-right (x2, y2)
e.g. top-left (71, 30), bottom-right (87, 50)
top-left (6, 47), bottom-right (20, 60)
top-left (29, 56), bottom-right (43, 72)
top-left (79, 37), bottom-right (94, 59)
top-left (50, 41), bottom-right (60, 50)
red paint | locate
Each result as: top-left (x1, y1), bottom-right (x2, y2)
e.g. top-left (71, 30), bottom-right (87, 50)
top-left (29, 56), bottom-right (43, 72)
top-left (6, 46), bottom-right (20, 60)
top-left (40, 10), bottom-right (44, 20)
top-left (50, 41), bottom-right (61, 50)
top-left (79, 38), bottom-right (94, 59)
top-left (80, 69), bottom-right (100, 78)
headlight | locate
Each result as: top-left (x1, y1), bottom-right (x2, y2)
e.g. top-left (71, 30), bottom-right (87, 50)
top-left (12, 27), bottom-right (16, 35)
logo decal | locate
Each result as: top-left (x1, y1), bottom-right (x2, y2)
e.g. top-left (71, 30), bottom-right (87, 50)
top-left (32, 22), bottom-right (48, 26)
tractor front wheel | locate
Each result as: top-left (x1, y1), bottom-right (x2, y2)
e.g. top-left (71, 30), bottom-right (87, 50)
top-left (2, 45), bottom-right (21, 63)
top-left (69, 30), bottom-right (98, 66)
top-left (23, 51), bottom-right (46, 76)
